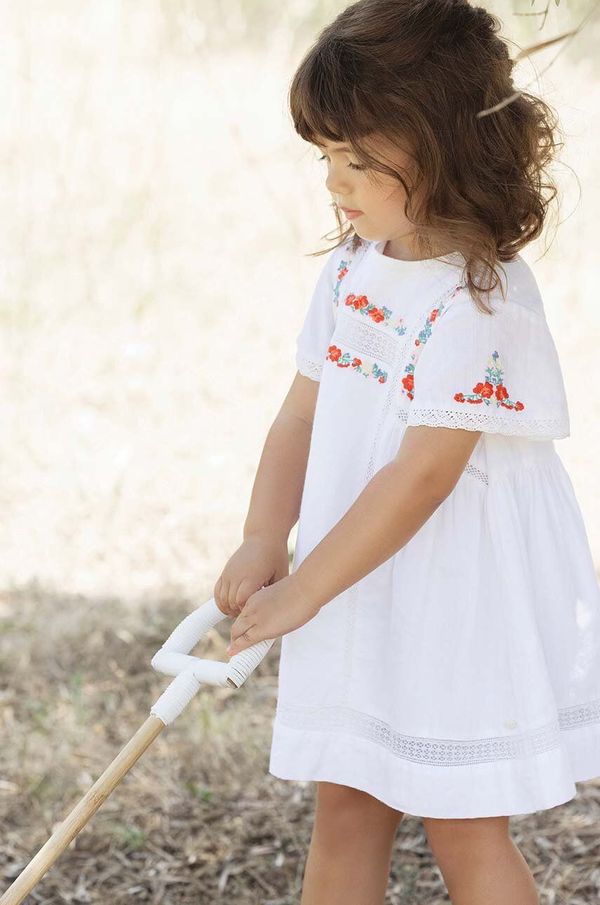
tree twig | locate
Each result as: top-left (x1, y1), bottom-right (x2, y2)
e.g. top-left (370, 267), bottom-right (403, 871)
top-left (477, 0), bottom-right (600, 118)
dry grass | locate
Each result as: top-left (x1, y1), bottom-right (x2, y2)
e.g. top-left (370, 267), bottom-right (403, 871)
top-left (2, 3), bottom-right (600, 903)
top-left (2, 589), bottom-right (600, 904)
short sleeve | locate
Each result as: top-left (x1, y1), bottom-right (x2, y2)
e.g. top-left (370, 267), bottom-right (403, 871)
top-left (295, 243), bottom-right (347, 382)
top-left (405, 292), bottom-right (570, 441)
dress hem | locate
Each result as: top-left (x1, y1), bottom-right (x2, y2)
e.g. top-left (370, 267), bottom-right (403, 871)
top-left (269, 719), bottom-right (600, 819)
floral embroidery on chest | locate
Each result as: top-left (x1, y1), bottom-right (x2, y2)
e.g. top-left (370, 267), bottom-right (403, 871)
top-left (454, 350), bottom-right (525, 410)
top-left (326, 234), bottom-right (389, 384)
top-left (343, 293), bottom-right (407, 336)
top-left (401, 285), bottom-right (465, 401)
top-left (333, 233), bottom-right (366, 306)
top-left (326, 345), bottom-right (388, 383)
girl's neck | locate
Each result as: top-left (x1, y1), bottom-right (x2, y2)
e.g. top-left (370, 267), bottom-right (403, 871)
top-left (382, 237), bottom-right (457, 262)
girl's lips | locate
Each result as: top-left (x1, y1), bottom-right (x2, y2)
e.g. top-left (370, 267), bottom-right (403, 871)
top-left (342, 208), bottom-right (363, 220)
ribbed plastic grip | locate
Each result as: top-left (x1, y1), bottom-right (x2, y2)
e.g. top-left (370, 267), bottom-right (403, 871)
top-left (149, 596), bottom-right (276, 724)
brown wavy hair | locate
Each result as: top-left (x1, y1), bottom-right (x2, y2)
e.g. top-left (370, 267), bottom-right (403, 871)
top-left (289, 0), bottom-right (564, 314)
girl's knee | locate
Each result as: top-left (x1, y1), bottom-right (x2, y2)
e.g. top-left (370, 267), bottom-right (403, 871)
top-left (423, 815), bottom-right (510, 856)
top-left (315, 782), bottom-right (404, 831)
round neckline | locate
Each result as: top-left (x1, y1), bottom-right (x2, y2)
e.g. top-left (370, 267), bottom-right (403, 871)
top-left (371, 238), bottom-right (465, 272)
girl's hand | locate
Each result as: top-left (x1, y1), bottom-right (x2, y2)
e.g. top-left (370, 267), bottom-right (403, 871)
top-left (226, 574), bottom-right (320, 656)
top-left (213, 535), bottom-right (290, 617)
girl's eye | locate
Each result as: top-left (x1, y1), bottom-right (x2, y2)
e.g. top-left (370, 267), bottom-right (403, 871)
top-left (317, 154), bottom-right (365, 172)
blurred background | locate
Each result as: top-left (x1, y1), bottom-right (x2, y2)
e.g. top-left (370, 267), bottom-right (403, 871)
top-left (1, 2), bottom-right (599, 903)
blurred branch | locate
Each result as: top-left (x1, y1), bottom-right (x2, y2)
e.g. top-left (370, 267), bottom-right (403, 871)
top-left (514, 0), bottom-right (559, 31)
top-left (477, 0), bottom-right (600, 117)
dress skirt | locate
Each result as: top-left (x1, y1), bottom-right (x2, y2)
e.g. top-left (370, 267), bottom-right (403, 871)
top-left (269, 426), bottom-right (600, 818)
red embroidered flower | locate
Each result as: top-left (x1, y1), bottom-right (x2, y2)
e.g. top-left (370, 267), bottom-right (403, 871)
top-left (400, 283), bottom-right (466, 403)
top-left (345, 293), bottom-right (369, 310)
top-left (402, 373), bottom-right (414, 393)
top-left (326, 345), bottom-right (388, 382)
top-left (454, 352), bottom-right (525, 412)
top-left (368, 308), bottom-right (386, 323)
top-left (337, 266), bottom-right (349, 281)
top-left (473, 381), bottom-right (494, 399)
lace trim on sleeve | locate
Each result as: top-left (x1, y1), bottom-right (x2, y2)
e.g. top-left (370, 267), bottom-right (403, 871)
top-left (398, 408), bottom-right (489, 484)
top-left (405, 406), bottom-right (570, 439)
top-left (296, 350), bottom-right (323, 382)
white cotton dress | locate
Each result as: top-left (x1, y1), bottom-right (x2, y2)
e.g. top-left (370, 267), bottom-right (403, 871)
top-left (268, 233), bottom-right (600, 819)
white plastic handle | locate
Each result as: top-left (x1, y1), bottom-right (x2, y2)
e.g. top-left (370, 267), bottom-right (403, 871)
top-left (149, 596), bottom-right (276, 725)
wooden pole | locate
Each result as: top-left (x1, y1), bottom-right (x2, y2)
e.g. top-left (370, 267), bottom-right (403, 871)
top-left (0, 714), bottom-right (165, 905)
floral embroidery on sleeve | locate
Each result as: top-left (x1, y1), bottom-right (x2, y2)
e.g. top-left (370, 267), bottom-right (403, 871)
top-left (454, 351), bottom-right (525, 410)
top-left (327, 345), bottom-right (388, 383)
top-left (344, 293), bottom-right (406, 335)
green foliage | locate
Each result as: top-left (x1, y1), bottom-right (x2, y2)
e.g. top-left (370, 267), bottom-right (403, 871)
top-left (185, 780), bottom-right (214, 801)
top-left (109, 821), bottom-right (148, 850)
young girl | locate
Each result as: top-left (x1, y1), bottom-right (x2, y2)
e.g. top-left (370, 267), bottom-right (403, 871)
top-left (215, 2), bottom-right (600, 902)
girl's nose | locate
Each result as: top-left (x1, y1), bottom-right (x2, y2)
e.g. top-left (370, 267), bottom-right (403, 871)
top-left (325, 170), bottom-right (352, 197)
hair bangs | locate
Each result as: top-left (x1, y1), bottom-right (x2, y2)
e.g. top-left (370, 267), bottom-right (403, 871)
top-left (289, 41), bottom-right (373, 156)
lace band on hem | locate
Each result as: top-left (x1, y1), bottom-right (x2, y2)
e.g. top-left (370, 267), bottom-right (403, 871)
top-left (274, 699), bottom-right (600, 766)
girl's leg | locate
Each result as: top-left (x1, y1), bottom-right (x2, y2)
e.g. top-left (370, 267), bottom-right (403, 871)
top-left (300, 781), bottom-right (405, 905)
top-left (422, 816), bottom-right (539, 905)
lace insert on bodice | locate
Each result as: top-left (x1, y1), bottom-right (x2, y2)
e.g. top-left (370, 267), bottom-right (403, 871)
top-left (333, 314), bottom-right (399, 365)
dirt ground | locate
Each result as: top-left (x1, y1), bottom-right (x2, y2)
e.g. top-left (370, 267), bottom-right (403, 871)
top-left (2, 589), bottom-right (600, 904)
top-left (2, 3), bottom-right (600, 903)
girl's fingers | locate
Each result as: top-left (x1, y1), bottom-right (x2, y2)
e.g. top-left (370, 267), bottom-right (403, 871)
top-left (221, 578), bottom-right (231, 610)
top-left (230, 614), bottom-right (254, 643)
top-left (234, 579), bottom-right (253, 612)
top-left (213, 575), bottom-right (224, 610)
top-left (230, 580), bottom-right (243, 614)
top-left (215, 578), bottom-right (234, 617)
top-left (228, 619), bottom-right (257, 654)
top-left (227, 632), bottom-right (248, 655)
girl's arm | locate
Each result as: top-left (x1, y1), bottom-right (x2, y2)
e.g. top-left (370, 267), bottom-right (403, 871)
top-left (213, 370), bottom-right (320, 616)
top-left (243, 371), bottom-right (321, 544)
top-left (292, 425), bottom-right (482, 610)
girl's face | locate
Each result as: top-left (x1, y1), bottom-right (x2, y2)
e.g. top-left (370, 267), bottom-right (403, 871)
top-left (314, 132), bottom-right (422, 253)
